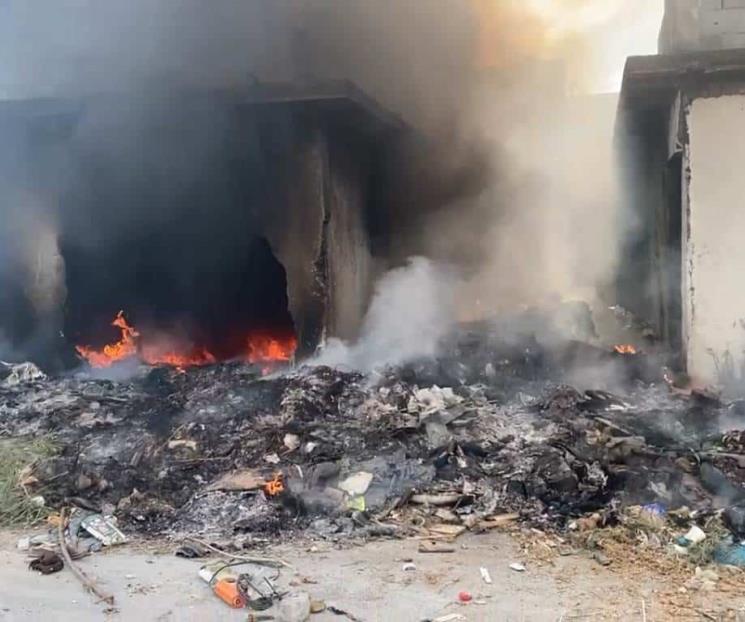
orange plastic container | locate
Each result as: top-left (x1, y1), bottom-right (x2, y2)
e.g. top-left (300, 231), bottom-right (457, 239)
top-left (213, 578), bottom-right (246, 608)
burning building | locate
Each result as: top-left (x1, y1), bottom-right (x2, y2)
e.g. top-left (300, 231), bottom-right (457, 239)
top-left (617, 0), bottom-right (745, 388)
top-left (0, 81), bottom-right (407, 370)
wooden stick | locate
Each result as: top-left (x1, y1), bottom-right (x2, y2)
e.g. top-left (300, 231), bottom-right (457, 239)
top-left (58, 508), bottom-right (115, 607)
top-left (183, 536), bottom-right (291, 568)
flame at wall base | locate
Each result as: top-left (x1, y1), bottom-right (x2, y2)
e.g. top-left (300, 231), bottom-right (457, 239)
top-left (75, 311), bottom-right (296, 369)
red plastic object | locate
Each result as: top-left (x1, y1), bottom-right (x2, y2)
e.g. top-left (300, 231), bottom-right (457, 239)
top-left (458, 591), bottom-right (473, 603)
top-left (213, 578), bottom-right (246, 608)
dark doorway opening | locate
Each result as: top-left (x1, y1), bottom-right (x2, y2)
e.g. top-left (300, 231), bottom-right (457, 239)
top-left (62, 234), bottom-right (295, 363)
top-left (661, 152), bottom-right (683, 366)
top-left (59, 99), bottom-right (296, 365)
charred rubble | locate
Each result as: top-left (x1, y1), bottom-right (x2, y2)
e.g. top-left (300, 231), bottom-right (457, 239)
top-left (2, 319), bottom-right (745, 547)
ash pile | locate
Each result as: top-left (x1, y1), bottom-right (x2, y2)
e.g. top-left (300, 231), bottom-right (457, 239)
top-left (2, 316), bottom-right (745, 550)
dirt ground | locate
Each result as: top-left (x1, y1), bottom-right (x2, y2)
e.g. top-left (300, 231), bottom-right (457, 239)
top-left (0, 528), bottom-right (711, 622)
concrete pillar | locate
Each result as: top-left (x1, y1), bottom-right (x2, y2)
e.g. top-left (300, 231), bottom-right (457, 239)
top-left (684, 94), bottom-right (745, 388)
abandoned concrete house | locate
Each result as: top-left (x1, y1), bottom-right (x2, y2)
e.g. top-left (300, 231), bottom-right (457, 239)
top-left (617, 0), bottom-right (745, 387)
top-left (0, 81), bottom-right (408, 367)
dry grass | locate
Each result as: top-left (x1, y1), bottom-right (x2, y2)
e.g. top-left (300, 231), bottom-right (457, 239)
top-left (505, 506), bottom-right (745, 620)
top-left (0, 437), bottom-right (57, 527)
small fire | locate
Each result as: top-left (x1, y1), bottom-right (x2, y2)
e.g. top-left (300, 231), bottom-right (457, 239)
top-left (247, 334), bottom-right (297, 364)
top-left (264, 472), bottom-right (284, 497)
top-left (614, 344), bottom-right (638, 355)
top-left (75, 311), bottom-right (139, 368)
top-left (76, 311), bottom-right (296, 369)
top-left (140, 346), bottom-right (217, 369)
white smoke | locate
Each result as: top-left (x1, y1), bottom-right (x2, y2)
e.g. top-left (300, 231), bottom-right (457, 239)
top-left (315, 257), bottom-right (455, 371)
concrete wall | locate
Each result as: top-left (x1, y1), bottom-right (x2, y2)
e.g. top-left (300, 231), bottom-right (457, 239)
top-left (267, 118), bottom-right (376, 355)
top-left (0, 112), bottom-right (69, 364)
top-left (325, 131), bottom-right (374, 342)
top-left (660, 0), bottom-right (745, 53)
top-left (268, 121), bottom-right (328, 356)
top-left (685, 94), bottom-right (745, 386)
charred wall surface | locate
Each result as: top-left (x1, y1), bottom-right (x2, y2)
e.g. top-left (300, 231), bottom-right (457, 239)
top-left (0, 101), bottom-right (76, 364)
top-left (263, 114), bottom-right (378, 354)
top-left (615, 107), bottom-right (671, 342)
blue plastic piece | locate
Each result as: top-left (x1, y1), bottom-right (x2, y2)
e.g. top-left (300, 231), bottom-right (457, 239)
top-left (714, 542), bottom-right (745, 567)
top-left (675, 536), bottom-right (691, 547)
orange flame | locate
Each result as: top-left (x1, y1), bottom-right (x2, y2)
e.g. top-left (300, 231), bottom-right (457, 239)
top-left (614, 344), bottom-right (638, 355)
top-left (264, 472), bottom-right (284, 497)
top-left (247, 334), bottom-right (297, 364)
top-left (76, 311), bottom-right (297, 369)
top-left (140, 345), bottom-right (217, 368)
top-left (75, 311), bottom-right (139, 368)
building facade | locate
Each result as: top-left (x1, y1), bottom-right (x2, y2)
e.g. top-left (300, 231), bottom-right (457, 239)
top-left (618, 3), bottom-right (745, 388)
top-left (0, 82), bottom-right (405, 367)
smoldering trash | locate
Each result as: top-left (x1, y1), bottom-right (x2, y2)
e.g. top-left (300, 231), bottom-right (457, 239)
top-left (4, 312), bottom-right (745, 568)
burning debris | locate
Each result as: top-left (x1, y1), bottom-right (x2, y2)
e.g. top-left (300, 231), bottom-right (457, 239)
top-left (2, 320), bottom-right (745, 553)
top-left (613, 344), bottom-right (638, 355)
top-left (75, 311), bottom-right (140, 368)
top-left (5, 315), bottom-right (745, 619)
top-left (1, 0), bottom-right (733, 617)
top-left (75, 310), bottom-right (296, 370)
top-left (264, 473), bottom-right (285, 498)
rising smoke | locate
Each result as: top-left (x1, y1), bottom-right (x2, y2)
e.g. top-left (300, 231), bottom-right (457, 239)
top-left (316, 257), bottom-right (456, 371)
top-left (424, 1), bottom-right (648, 322)
top-left (0, 1), bottom-right (658, 366)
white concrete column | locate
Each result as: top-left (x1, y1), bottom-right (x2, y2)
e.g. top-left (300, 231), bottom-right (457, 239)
top-left (685, 94), bottom-right (745, 387)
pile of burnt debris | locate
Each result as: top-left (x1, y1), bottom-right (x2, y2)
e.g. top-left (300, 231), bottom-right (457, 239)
top-left (2, 316), bottom-right (745, 559)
